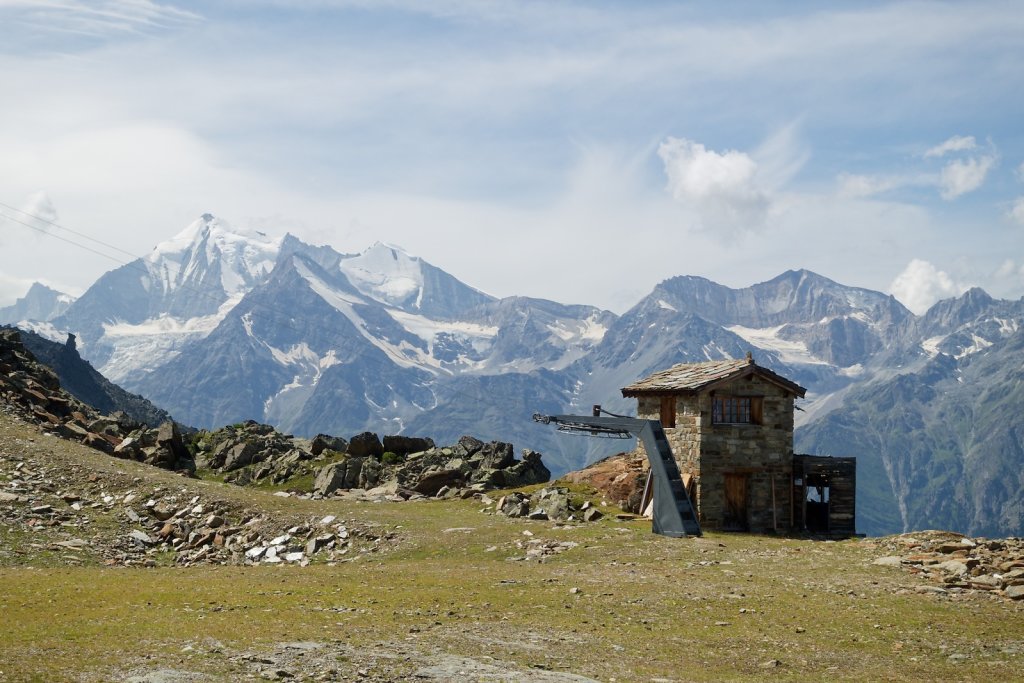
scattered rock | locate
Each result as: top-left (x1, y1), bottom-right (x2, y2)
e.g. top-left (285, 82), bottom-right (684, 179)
top-left (493, 487), bottom-right (602, 523)
top-left (870, 531), bottom-right (1024, 601)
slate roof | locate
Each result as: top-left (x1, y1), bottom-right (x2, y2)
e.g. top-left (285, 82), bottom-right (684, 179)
top-left (621, 356), bottom-right (806, 397)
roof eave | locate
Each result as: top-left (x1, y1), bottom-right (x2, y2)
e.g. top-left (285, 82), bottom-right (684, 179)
top-left (621, 366), bottom-right (807, 398)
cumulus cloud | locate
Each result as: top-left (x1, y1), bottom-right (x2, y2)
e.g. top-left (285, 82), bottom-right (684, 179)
top-left (938, 154), bottom-right (996, 199)
top-left (658, 137), bottom-right (769, 232)
top-left (889, 259), bottom-right (967, 314)
top-left (924, 135), bottom-right (977, 158)
top-left (837, 134), bottom-right (997, 201)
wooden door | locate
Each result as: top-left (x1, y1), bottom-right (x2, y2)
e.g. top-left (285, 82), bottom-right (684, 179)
top-left (723, 474), bottom-right (749, 531)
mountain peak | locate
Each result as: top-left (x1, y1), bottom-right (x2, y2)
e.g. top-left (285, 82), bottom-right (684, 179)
top-left (362, 241), bottom-right (416, 260)
top-left (340, 242), bottom-right (424, 307)
top-left (0, 281), bottom-right (75, 324)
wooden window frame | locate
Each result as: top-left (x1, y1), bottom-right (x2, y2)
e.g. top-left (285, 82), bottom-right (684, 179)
top-left (711, 395), bottom-right (762, 425)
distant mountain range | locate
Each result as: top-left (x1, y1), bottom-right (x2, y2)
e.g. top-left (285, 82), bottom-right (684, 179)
top-left (11, 214), bottom-right (1024, 536)
top-left (0, 282), bottom-right (73, 325)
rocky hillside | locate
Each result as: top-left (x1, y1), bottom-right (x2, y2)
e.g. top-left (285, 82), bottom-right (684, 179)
top-left (1, 325), bottom-right (556, 511)
top-left (0, 327), bottom-right (195, 471)
top-left (13, 326), bottom-right (174, 428)
top-left (0, 412), bottom-right (396, 569)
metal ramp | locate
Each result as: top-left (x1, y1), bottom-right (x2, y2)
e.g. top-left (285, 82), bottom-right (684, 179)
top-left (533, 413), bottom-right (701, 537)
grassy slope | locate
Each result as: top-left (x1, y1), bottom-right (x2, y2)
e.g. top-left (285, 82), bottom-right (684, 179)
top-left (1, 417), bottom-right (1022, 681)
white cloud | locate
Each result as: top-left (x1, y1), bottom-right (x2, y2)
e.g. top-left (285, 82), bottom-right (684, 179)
top-left (0, 1), bottom-right (198, 43)
top-left (889, 259), bottom-right (968, 314)
top-left (924, 135), bottom-right (977, 158)
top-left (20, 190), bottom-right (57, 230)
top-left (938, 155), bottom-right (996, 199)
top-left (994, 259), bottom-right (1024, 279)
top-left (658, 137), bottom-right (769, 232)
top-left (836, 173), bottom-right (905, 199)
top-left (839, 134), bottom-right (997, 200)
top-left (0, 190), bottom-right (58, 246)
top-left (1009, 197), bottom-right (1024, 226)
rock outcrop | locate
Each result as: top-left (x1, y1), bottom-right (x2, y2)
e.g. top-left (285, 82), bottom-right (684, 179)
top-left (187, 422), bottom-right (550, 498)
top-left (0, 328), bottom-right (194, 472)
top-left (311, 436), bottom-right (551, 499)
top-left (562, 451), bottom-right (648, 513)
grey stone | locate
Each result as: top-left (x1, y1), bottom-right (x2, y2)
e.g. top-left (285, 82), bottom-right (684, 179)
top-left (1004, 584), bottom-right (1024, 600)
top-left (413, 469), bottom-right (464, 496)
top-left (934, 559), bottom-right (969, 576)
top-left (310, 433), bottom-right (347, 456)
top-left (129, 530), bottom-right (156, 546)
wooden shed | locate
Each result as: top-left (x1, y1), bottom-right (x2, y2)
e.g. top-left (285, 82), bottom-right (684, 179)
top-left (792, 454), bottom-right (856, 536)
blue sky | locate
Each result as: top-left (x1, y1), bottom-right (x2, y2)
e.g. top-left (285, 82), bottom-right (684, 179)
top-left (1, 1), bottom-right (1023, 314)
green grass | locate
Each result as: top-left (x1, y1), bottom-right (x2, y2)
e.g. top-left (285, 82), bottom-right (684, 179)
top-left (3, 497), bottom-right (1023, 681)
top-left (1, 419), bottom-right (1023, 681)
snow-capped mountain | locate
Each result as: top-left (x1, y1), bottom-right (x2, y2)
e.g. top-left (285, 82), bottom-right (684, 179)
top-left (0, 282), bottom-right (74, 325)
top-left (49, 218), bottom-right (614, 468)
top-left (17, 214), bottom-right (1024, 536)
top-left (566, 270), bottom-right (911, 428)
top-left (52, 214), bottom-right (281, 381)
top-left (797, 288), bottom-right (1024, 537)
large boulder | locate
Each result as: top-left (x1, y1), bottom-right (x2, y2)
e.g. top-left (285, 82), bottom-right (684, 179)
top-left (313, 457), bottom-right (365, 496)
top-left (413, 469), bottom-right (465, 496)
top-left (310, 433), bottom-right (348, 456)
top-left (475, 441), bottom-right (514, 470)
top-left (154, 421), bottom-right (195, 472)
top-left (531, 487), bottom-right (572, 521)
top-left (452, 435), bottom-right (484, 458)
top-left (382, 435), bottom-right (435, 457)
top-left (347, 432), bottom-right (383, 458)
top-left (222, 441), bottom-right (260, 472)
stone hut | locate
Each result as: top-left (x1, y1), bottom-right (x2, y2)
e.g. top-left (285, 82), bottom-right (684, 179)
top-left (622, 353), bottom-right (855, 535)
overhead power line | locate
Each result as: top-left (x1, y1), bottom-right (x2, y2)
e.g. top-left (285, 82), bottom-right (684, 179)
top-left (0, 200), bottom-right (141, 261)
